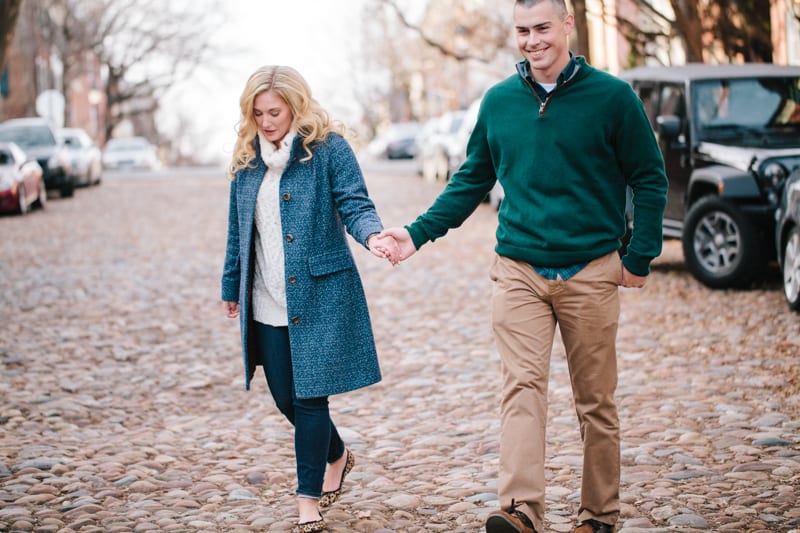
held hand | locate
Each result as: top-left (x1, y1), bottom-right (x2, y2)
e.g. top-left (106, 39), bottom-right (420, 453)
top-left (223, 301), bottom-right (240, 318)
top-left (368, 234), bottom-right (401, 265)
top-left (379, 227), bottom-right (417, 262)
top-left (621, 266), bottom-right (647, 288)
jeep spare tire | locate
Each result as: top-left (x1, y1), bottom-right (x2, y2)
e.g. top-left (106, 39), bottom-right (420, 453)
top-left (682, 196), bottom-right (764, 289)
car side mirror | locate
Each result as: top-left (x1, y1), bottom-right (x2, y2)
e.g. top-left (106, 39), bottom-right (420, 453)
top-left (656, 115), bottom-right (681, 138)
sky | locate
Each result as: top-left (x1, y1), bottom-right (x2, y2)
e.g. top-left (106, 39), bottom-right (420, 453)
top-left (157, 0), bottom-right (370, 165)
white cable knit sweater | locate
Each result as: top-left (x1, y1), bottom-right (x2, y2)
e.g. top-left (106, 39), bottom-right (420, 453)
top-left (251, 131), bottom-right (294, 326)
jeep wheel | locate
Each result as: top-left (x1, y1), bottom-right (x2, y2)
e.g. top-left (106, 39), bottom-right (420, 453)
top-left (783, 226), bottom-right (800, 311)
top-left (682, 196), bottom-right (764, 288)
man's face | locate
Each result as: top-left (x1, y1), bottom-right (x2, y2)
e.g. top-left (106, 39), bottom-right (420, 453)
top-left (514, 1), bottom-right (574, 84)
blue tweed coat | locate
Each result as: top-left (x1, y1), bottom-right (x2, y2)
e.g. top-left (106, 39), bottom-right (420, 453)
top-left (221, 133), bottom-right (383, 398)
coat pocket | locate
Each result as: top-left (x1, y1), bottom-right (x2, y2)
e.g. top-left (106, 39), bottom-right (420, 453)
top-left (308, 249), bottom-right (355, 277)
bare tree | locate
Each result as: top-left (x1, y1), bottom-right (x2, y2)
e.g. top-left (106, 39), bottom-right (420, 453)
top-left (41, 0), bottom-right (220, 141)
top-left (706, 0), bottom-right (772, 62)
top-left (361, 0), bottom-right (516, 124)
top-left (617, 0), bottom-right (773, 65)
top-left (349, 2), bottom-right (393, 138)
top-left (379, 0), bottom-right (511, 64)
top-left (614, 0), bottom-right (686, 65)
top-left (669, 0), bottom-right (704, 61)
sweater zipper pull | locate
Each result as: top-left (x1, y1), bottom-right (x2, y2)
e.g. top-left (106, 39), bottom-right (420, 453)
top-left (539, 101), bottom-right (546, 116)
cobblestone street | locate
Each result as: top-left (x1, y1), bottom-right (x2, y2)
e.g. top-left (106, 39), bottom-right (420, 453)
top-left (1, 161), bottom-right (799, 532)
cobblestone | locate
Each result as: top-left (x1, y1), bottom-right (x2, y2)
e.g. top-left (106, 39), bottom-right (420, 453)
top-left (1, 161), bottom-right (799, 532)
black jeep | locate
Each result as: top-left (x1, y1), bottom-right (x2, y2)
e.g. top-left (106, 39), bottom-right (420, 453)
top-left (620, 64), bottom-right (800, 288)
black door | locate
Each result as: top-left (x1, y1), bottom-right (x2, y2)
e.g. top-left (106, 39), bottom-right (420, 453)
top-left (656, 83), bottom-right (691, 228)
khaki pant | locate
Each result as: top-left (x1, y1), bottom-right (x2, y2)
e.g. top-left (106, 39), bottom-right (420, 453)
top-left (489, 252), bottom-right (622, 532)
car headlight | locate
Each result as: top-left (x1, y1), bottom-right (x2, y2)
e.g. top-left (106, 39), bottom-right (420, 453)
top-left (763, 161), bottom-right (789, 188)
top-left (48, 152), bottom-right (72, 173)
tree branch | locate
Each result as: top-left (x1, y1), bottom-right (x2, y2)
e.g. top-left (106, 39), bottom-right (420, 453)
top-left (379, 0), bottom-right (495, 63)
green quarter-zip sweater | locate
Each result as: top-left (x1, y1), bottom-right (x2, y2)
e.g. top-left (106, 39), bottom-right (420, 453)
top-left (406, 56), bottom-right (668, 276)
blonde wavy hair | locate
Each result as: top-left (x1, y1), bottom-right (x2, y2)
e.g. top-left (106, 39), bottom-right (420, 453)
top-left (228, 65), bottom-right (344, 178)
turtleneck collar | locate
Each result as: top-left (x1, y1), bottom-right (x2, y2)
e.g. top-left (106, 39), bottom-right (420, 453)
top-left (258, 130), bottom-right (296, 171)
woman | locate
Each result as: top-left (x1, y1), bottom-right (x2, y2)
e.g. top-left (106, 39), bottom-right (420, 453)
top-left (221, 65), bottom-right (397, 532)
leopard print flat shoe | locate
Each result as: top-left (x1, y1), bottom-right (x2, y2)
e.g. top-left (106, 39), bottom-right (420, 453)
top-left (319, 448), bottom-right (355, 507)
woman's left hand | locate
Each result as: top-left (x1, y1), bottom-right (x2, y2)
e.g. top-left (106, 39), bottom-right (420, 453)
top-left (368, 234), bottom-right (401, 265)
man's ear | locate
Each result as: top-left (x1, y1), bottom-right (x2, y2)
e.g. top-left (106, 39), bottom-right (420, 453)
top-left (563, 14), bottom-right (575, 35)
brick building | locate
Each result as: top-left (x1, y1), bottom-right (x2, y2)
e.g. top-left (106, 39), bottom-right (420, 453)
top-left (0, 2), bottom-right (107, 145)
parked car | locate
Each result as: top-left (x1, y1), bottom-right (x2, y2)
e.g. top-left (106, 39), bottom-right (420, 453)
top-left (488, 180), bottom-right (505, 211)
top-left (58, 127), bottom-right (102, 186)
top-left (446, 97), bottom-right (482, 178)
top-left (416, 110), bottom-right (465, 182)
top-left (379, 122), bottom-right (421, 160)
top-left (620, 63), bottom-right (800, 288)
top-left (415, 116), bottom-right (443, 176)
top-left (102, 136), bottom-right (161, 170)
top-left (0, 142), bottom-right (46, 215)
top-left (443, 96), bottom-right (498, 205)
top-left (776, 169), bottom-right (800, 312)
top-left (0, 117), bottom-right (74, 197)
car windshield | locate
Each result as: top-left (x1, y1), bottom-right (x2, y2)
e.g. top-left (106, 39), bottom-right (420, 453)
top-left (106, 138), bottom-right (148, 151)
top-left (693, 77), bottom-right (800, 144)
top-left (0, 125), bottom-right (56, 149)
top-left (447, 115), bottom-right (465, 134)
top-left (60, 131), bottom-right (88, 147)
top-left (387, 123), bottom-right (420, 140)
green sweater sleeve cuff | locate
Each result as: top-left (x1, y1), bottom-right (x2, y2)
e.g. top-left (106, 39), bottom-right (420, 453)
top-left (406, 222), bottom-right (430, 250)
top-left (621, 253), bottom-right (652, 277)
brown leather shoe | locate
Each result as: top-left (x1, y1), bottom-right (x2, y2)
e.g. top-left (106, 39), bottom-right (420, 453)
top-left (574, 518), bottom-right (614, 533)
top-left (485, 499), bottom-right (536, 533)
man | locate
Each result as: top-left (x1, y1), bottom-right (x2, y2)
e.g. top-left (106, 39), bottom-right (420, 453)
top-left (381, 0), bottom-right (668, 532)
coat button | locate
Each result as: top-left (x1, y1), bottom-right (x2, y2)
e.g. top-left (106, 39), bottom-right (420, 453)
top-left (288, 276), bottom-right (297, 284)
top-left (282, 192), bottom-right (291, 201)
top-left (291, 316), bottom-right (300, 325)
top-left (286, 234), bottom-right (294, 242)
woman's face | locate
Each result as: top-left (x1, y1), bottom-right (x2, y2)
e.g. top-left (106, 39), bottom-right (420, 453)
top-left (253, 90), bottom-right (293, 147)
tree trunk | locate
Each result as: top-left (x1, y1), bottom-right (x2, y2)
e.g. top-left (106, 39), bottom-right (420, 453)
top-left (670, 0), bottom-right (705, 62)
top-left (0, 0), bottom-right (23, 72)
top-left (571, 0), bottom-right (592, 63)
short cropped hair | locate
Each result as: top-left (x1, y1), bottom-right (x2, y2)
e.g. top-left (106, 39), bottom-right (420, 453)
top-left (516, 0), bottom-right (569, 18)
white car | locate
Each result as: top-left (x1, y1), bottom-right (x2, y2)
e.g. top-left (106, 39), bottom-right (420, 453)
top-left (102, 136), bottom-right (161, 171)
top-left (59, 128), bottom-right (102, 186)
top-left (416, 110), bottom-right (466, 182)
top-left (488, 181), bottom-right (505, 211)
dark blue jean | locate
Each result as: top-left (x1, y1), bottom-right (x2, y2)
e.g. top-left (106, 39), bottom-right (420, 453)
top-left (253, 322), bottom-right (345, 498)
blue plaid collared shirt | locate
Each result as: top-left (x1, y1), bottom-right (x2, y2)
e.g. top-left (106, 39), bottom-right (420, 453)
top-left (532, 263), bottom-right (587, 281)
